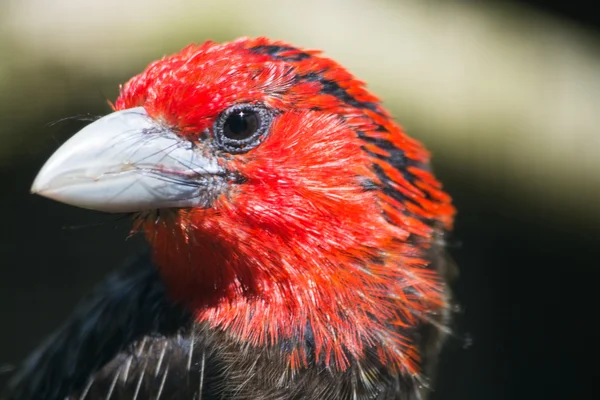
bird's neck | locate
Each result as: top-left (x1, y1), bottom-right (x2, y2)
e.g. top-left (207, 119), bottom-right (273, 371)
top-left (141, 202), bottom-right (444, 373)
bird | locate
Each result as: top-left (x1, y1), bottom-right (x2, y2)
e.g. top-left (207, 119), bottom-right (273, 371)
top-left (4, 37), bottom-right (456, 400)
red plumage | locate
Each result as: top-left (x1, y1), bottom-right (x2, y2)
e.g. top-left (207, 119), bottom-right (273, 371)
top-left (118, 37), bottom-right (455, 375)
top-left (8, 37), bottom-right (456, 400)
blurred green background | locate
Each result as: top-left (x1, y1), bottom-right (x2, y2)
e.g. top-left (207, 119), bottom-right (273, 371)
top-left (1, 0), bottom-right (598, 398)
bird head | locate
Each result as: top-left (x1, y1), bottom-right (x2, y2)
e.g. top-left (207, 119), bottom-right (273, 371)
top-left (31, 37), bottom-right (455, 375)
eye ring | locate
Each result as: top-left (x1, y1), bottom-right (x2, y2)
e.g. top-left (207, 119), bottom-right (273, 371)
top-left (213, 103), bottom-right (273, 154)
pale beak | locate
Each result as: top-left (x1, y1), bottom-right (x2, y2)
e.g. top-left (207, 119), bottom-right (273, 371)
top-left (31, 107), bottom-right (224, 213)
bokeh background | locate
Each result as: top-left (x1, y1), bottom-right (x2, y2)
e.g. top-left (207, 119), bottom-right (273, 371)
top-left (1, 0), bottom-right (599, 398)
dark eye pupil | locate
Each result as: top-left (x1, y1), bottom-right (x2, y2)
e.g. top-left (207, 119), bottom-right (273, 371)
top-left (214, 103), bottom-right (272, 154)
top-left (223, 111), bottom-right (259, 140)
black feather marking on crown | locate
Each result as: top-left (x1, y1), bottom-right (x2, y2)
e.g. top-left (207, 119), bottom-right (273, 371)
top-left (250, 45), bottom-right (312, 62)
top-left (295, 72), bottom-right (385, 116)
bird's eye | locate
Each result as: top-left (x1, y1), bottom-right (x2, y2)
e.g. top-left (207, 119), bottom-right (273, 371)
top-left (214, 104), bottom-right (273, 154)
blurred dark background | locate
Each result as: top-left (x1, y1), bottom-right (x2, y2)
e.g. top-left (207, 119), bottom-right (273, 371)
top-left (1, 0), bottom-right (598, 399)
